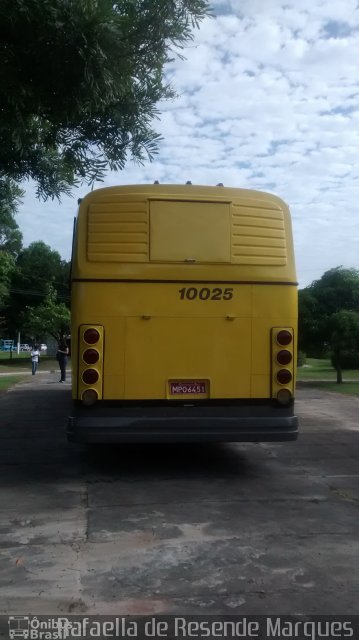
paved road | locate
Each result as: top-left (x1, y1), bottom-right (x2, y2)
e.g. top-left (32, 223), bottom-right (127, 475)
top-left (0, 373), bottom-right (358, 615)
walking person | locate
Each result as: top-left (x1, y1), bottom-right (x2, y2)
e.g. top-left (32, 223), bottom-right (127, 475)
top-left (30, 345), bottom-right (40, 375)
top-left (57, 337), bottom-right (69, 383)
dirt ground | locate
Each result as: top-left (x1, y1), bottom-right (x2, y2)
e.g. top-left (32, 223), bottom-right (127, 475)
top-left (0, 373), bottom-right (358, 615)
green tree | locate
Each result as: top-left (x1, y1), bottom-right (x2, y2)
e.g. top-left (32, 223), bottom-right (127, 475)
top-left (307, 267), bottom-right (359, 316)
top-left (7, 241), bottom-right (70, 337)
top-left (0, 0), bottom-right (210, 200)
top-left (299, 267), bottom-right (359, 382)
top-left (0, 178), bottom-right (23, 255)
top-left (330, 311), bottom-right (359, 383)
top-left (298, 289), bottom-right (322, 357)
top-left (23, 286), bottom-right (70, 343)
top-left (0, 252), bottom-right (15, 316)
top-left (0, 178), bottom-right (23, 328)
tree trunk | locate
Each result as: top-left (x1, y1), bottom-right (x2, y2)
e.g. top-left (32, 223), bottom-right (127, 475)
top-left (335, 363), bottom-right (343, 384)
top-left (332, 350), bottom-right (343, 384)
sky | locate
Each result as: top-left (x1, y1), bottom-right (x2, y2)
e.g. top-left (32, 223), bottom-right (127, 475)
top-left (17, 0), bottom-right (359, 289)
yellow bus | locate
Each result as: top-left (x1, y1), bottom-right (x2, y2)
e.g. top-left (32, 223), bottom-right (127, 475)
top-left (67, 184), bottom-right (298, 443)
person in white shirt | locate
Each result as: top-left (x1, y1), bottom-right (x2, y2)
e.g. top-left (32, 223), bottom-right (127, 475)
top-left (30, 345), bottom-right (40, 375)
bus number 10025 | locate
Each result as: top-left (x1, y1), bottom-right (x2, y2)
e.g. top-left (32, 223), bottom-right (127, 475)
top-left (179, 287), bottom-right (234, 300)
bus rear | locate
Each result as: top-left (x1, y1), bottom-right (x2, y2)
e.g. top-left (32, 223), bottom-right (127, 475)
top-left (67, 184), bottom-right (298, 443)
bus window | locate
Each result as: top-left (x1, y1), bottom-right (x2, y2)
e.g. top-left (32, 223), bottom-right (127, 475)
top-left (67, 184), bottom-right (298, 443)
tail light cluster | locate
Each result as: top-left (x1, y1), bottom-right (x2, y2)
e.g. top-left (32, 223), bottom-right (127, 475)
top-left (271, 328), bottom-right (294, 405)
top-left (78, 325), bottom-right (104, 405)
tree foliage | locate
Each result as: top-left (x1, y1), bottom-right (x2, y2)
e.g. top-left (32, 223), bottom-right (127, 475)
top-left (0, 178), bottom-right (23, 254)
top-left (6, 241), bottom-right (70, 337)
top-left (0, 0), bottom-right (211, 199)
top-left (299, 267), bottom-right (359, 382)
top-left (23, 285), bottom-right (70, 342)
top-left (0, 178), bottom-right (23, 318)
top-left (0, 252), bottom-right (16, 312)
top-left (330, 310), bottom-right (359, 382)
top-left (11, 240), bottom-right (69, 301)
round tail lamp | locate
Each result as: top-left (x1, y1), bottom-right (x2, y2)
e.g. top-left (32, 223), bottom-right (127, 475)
top-left (82, 369), bottom-right (99, 385)
top-left (277, 389), bottom-right (292, 405)
top-left (83, 349), bottom-right (99, 365)
top-left (82, 389), bottom-right (98, 406)
top-left (276, 349), bottom-right (292, 365)
top-left (276, 330), bottom-right (292, 346)
top-left (277, 369), bottom-right (292, 385)
top-left (84, 328), bottom-right (100, 344)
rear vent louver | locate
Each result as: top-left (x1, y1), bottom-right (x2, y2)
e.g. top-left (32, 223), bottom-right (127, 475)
top-left (231, 202), bottom-right (287, 266)
top-left (87, 203), bottom-right (149, 262)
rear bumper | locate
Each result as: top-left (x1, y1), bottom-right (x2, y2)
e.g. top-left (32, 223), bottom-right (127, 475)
top-left (67, 402), bottom-right (298, 443)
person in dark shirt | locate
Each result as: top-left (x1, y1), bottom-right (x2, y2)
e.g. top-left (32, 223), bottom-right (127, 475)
top-left (57, 337), bottom-right (69, 382)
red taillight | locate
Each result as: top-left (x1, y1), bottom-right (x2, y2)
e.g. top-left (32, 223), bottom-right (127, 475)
top-left (84, 328), bottom-right (100, 344)
top-left (78, 325), bottom-right (103, 402)
top-left (276, 330), bottom-right (292, 346)
top-left (277, 369), bottom-right (292, 385)
top-left (82, 369), bottom-right (99, 385)
top-left (276, 349), bottom-right (292, 365)
top-left (83, 348), bottom-right (99, 365)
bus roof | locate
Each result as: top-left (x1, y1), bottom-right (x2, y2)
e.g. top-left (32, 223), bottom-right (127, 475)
top-left (72, 184), bottom-right (297, 285)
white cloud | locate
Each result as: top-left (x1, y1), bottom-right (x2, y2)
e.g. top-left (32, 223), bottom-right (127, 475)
top-left (16, 0), bottom-right (359, 287)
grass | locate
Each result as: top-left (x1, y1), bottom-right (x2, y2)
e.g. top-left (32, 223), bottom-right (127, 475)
top-left (0, 353), bottom-right (32, 370)
top-left (297, 358), bottom-right (359, 396)
top-left (0, 354), bottom-right (59, 373)
top-left (297, 358), bottom-right (359, 381)
top-left (0, 352), bottom-right (55, 359)
top-left (0, 351), bottom-right (30, 361)
top-left (0, 353), bottom-right (63, 393)
top-left (1, 354), bottom-right (358, 396)
top-left (0, 375), bottom-right (26, 393)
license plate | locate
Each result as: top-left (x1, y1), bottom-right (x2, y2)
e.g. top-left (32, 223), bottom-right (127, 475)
top-left (169, 380), bottom-right (208, 395)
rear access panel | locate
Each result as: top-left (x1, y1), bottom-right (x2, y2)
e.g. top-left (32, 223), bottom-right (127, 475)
top-left (150, 200), bottom-right (231, 263)
top-left (124, 316), bottom-right (251, 400)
